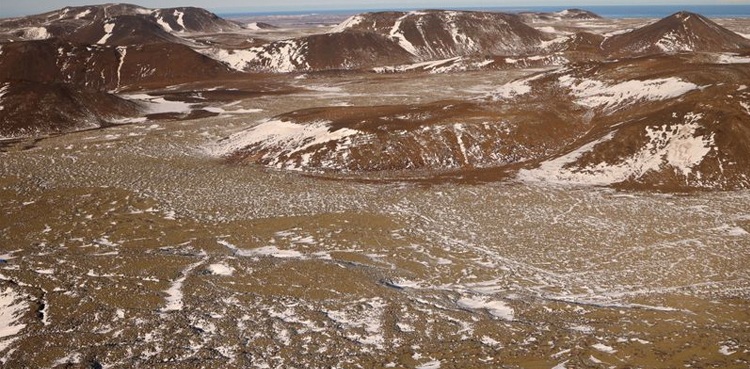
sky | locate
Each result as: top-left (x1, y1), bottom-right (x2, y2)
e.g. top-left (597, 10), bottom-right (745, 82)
top-left (1, 0), bottom-right (749, 18)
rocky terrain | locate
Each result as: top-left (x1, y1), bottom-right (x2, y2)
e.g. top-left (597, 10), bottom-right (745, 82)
top-left (1, 5), bottom-right (750, 368)
top-left (2, 5), bottom-right (748, 191)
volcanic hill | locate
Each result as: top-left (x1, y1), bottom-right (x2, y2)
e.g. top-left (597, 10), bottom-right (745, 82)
top-left (203, 10), bottom-right (551, 73)
top-left (212, 11), bottom-right (750, 191)
top-left (602, 11), bottom-right (750, 56)
top-left (1, 5), bottom-right (749, 191)
top-left (0, 4), bottom-right (289, 137)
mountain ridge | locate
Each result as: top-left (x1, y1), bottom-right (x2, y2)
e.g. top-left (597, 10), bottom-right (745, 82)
top-left (2, 4), bottom-right (749, 191)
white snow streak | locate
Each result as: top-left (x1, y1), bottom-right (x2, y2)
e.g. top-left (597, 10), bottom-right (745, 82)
top-left (115, 46), bottom-right (127, 91)
top-left (0, 83), bottom-right (9, 112)
top-left (417, 360), bottom-right (442, 369)
top-left (207, 263), bottom-right (234, 276)
top-left (236, 246), bottom-right (304, 259)
top-left (174, 10), bottom-right (185, 31)
top-left (373, 57), bottom-right (462, 73)
top-left (74, 9), bottom-right (92, 19)
top-left (155, 13), bottom-right (173, 32)
top-left (330, 15), bottom-right (364, 33)
top-left (390, 13), bottom-right (419, 56)
top-left (161, 252), bottom-right (207, 312)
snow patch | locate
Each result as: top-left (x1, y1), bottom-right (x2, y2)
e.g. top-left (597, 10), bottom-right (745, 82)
top-left (207, 263), bottom-right (234, 276)
top-left (715, 53), bottom-right (750, 64)
top-left (719, 345), bottom-right (737, 355)
top-left (23, 27), bottom-right (50, 40)
top-left (121, 94), bottom-right (192, 114)
top-left (741, 101), bottom-right (750, 115)
top-left (539, 36), bottom-right (570, 49)
top-left (536, 26), bottom-right (558, 34)
top-left (0, 288), bottom-right (27, 351)
top-left (491, 79), bottom-right (532, 99)
top-left (713, 224), bottom-right (749, 236)
top-left (656, 31), bottom-right (693, 53)
top-left (325, 298), bottom-right (386, 349)
top-left (457, 296), bottom-right (514, 320)
top-left (203, 40), bottom-right (309, 73)
top-left (491, 73), bottom-right (546, 100)
top-left (592, 343), bottom-right (617, 353)
top-left (205, 119), bottom-right (360, 169)
top-left (202, 49), bottom-right (257, 71)
top-left (97, 23), bottom-right (115, 45)
top-left (558, 75), bottom-right (700, 110)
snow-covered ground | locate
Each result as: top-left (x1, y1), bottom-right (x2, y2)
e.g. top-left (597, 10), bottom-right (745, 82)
top-left (557, 75), bottom-right (701, 111)
top-left (2, 99), bottom-right (748, 366)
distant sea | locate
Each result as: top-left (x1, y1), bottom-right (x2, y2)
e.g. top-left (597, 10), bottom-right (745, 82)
top-left (218, 5), bottom-right (750, 19)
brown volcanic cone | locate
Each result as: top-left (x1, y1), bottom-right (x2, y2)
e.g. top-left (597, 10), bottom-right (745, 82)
top-left (0, 4), bottom-right (240, 44)
top-left (0, 37), bottom-right (239, 137)
top-left (113, 42), bottom-right (238, 90)
top-left (333, 10), bottom-right (548, 60)
top-left (0, 39), bottom-right (237, 91)
top-left (518, 8), bottom-right (602, 22)
top-left (524, 91), bottom-right (750, 191)
top-left (516, 56), bottom-right (750, 191)
top-left (233, 10), bottom-right (550, 73)
top-left (0, 81), bottom-right (140, 138)
top-left (603, 11), bottom-right (750, 57)
top-left (150, 7), bottom-right (240, 33)
top-left (75, 15), bottom-right (182, 46)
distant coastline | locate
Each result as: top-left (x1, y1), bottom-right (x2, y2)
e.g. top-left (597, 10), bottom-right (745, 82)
top-left (217, 5), bottom-right (750, 19)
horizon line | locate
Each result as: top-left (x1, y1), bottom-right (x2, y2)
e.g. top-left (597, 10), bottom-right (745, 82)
top-left (2, 3), bottom-right (749, 19)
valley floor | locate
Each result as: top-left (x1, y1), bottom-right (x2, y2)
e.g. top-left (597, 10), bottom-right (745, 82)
top-left (0, 69), bottom-right (749, 368)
